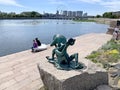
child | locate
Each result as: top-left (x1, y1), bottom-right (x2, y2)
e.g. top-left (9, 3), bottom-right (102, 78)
top-left (32, 40), bottom-right (38, 52)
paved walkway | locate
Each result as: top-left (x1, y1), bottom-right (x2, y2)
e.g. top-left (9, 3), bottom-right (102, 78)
top-left (0, 33), bottom-right (112, 90)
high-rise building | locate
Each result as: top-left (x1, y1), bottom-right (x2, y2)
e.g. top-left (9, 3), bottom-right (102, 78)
top-left (72, 11), bottom-right (76, 17)
top-left (68, 11), bottom-right (72, 17)
top-left (83, 13), bottom-right (87, 17)
top-left (56, 10), bottom-right (59, 15)
top-left (61, 10), bottom-right (86, 19)
top-left (62, 11), bottom-right (67, 16)
top-left (76, 11), bottom-right (83, 17)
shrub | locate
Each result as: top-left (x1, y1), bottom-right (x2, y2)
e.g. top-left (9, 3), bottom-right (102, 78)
top-left (86, 39), bottom-right (120, 66)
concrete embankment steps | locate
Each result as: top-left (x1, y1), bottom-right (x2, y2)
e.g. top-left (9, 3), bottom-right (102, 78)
top-left (0, 33), bottom-right (112, 90)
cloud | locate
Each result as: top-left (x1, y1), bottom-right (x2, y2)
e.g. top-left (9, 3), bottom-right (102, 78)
top-left (75, 0), bottom-right (120, 12)
top-left (100, 0), bottom-right (120, 11)
top-left (48, 0), bottom-right (65, 5)
top-left (77, 0), bottom-right (101, 3)
top-left (0, 0), bottom-right (24, 7)
top-left (76, 0), bottom-right (120, 11)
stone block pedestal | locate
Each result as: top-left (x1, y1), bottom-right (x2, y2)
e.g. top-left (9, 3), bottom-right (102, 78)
top-left (38, 59), bottom-right (108, 90)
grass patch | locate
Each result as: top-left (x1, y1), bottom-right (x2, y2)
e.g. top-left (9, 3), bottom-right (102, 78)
top-left (73, 19), bottom-right (96, 22)
top-left (86, 39), bottom-right (120, 68)
top-left (39, 86), bottom-right (47, 90)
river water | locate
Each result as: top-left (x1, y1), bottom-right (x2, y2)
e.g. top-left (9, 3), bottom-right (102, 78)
top-left (0, 19), bottom-right (108, 57)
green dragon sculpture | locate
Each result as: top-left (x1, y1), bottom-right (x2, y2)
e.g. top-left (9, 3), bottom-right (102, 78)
top-left (46, 34), bottom-right (83, 70)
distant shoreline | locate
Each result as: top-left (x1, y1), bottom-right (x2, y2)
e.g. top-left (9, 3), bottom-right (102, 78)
top-left (0, 18), bottom-right (119, 25)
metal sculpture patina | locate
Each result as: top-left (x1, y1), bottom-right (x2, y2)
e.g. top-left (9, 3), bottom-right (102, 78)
top-left (46, 34), bottom-right (83, 70)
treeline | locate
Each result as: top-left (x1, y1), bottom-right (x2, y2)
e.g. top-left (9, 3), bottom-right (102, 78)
top-left (0, 11), bottom-right (120, 19)
top-left (96, 12), bottom-right (120, 18)
top-left (0, 11), bottom-right (42, 19)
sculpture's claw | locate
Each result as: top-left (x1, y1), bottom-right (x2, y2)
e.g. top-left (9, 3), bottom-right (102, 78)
top-left (75, 64), bottom-right (83, 69)
top-left (46, 56), bottom-right (53, 60)
top-left (57, 65), bottom-right (63, 70)
top-left (46, 56), bottom-right (55, 63)
top-left (46, 56), bottom-right (49, 59)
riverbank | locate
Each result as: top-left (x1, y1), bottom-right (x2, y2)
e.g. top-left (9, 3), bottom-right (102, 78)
top-left (88, 18), bottom-right (120, 25)
top-left (73, 18), bottom-right (120, 25)
top-left (0, 33), bottom-right (112, 90)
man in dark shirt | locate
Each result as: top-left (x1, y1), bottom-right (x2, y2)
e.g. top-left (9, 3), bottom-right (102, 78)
top-left (35, 38), bottom-right (41, 46)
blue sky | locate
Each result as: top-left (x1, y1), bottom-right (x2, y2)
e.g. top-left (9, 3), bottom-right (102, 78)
top-left (0, 0), bottom-right (120, 16)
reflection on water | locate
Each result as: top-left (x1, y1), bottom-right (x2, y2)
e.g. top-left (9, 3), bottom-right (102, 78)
top-left (0, 19), bottom-right (108, 56)
top-left (0, 19), bottom-right (79, 26)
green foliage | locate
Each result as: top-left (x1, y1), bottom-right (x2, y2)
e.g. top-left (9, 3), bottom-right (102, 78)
top-left (86, 51), bottom-right (100, 59)
top-left (86, 39), bottom-right (120, 65)
top-left (39, 86), bottom-right (47, 90)
top-left (102, 40), bottom-right (120, 51)
top-left (0, 11), bottom-right (42, 19)
top-left (91, 59), bottom-right (98, 63)
top-left (111, 53), bottom-right (120, 62)
top-left (96, 15), bottom-right (101, 18)
top-left (102, 12), bottom-right (118, 18)
top-left (73, 19), bottom-right (96, 22)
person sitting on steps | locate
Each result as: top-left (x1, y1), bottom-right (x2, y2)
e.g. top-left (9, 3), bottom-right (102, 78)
top-left (35, 38), bottom-right (41, 46)
top-left (32, 40), bottom-right (38, 52)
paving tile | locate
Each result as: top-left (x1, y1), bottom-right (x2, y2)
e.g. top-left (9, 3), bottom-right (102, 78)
top-left (0, 71), bottom-right (14, 80)
top-left (0, 79), bottom-right (16, 90)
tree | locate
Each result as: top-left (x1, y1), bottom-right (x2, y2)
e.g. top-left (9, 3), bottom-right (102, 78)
top-left (103, 12), bottom-right (118, 18)
top-left (20, 11), bottom-right (42, 18)
top-left (96, 15), bottom-right (101, 18)
top-left (0, 11), bottom-right (43, 19)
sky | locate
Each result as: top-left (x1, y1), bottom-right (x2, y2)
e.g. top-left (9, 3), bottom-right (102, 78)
top-left (0, 0), bottom-right (120, 16)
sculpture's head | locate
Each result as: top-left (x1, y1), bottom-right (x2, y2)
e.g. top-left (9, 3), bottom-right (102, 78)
top-left (67, 38), bottom-right (75, 45)
top-left (51, 34), bottom-right (67, 47)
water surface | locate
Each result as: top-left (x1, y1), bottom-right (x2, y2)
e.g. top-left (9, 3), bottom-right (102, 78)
top-left (0, 19), bottom-right (108, 56)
